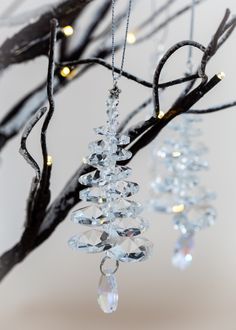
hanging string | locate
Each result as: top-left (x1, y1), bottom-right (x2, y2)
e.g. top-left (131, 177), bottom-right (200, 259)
top-left (111, 0), bottom-right (133, 86)
top-left (187, 0), bottom-right (196, 74)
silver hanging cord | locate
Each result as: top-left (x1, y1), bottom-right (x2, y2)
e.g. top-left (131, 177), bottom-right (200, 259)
top-left (111, 0), bottom-right (133, 86)
top-left (187, 0), bottom-right (196, 74)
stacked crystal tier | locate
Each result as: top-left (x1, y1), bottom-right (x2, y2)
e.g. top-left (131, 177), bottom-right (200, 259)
top-left (149, 114), bottom-right (216, 270)
top-left (69, 89), bottom-right (153, 263)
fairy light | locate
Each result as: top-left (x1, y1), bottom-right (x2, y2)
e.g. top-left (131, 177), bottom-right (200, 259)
top-left (60, 66), bottom-right (71, 78)
top-left (217, 72), bottom-right (226, 80)
top-left (172, 204), bottom-right (185, 213)
top-left (127, 32), bottom-right (137, 44)
top-left (62, 25), bottom-right (74, 37)
top-left (158, 110), bottom-right (165, 119)
top-left (47, 155), bottom-right (53, 166)
top-left (172, 151), bottom-right (181, 158)
top-left (66, 68), bottom-right (79, 80)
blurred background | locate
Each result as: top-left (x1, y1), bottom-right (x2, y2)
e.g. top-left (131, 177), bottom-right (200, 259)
top-left (0, 0), bottom-right (236, 329)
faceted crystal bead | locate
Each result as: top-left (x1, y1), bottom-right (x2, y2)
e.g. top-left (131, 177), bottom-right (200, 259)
top-left (151, 175), bottom-right (199, 194)
top-left (108, 199), bottom-right (143, 218)
top-left (177, 187), bottom-right (216, 206)
top-left (97, 274), bottom-right (118, 313)
top-left (108, 237), bottom-right (153, 263)
top-left (107, 181), bottom-right (139, 199)
top-left (173, 205), bottom-right (217, 234)
top-left (165, 155), bottom-right (209, 172)
top-left (68, 230), bottom-right (114, 253)
top-left (79, 170), bottom-right (103, 187)
top-left (89, 140), bottom-right (107, 154)
top-left (106, 94), bottom-right (119, 120)
top-left (172, 234), bottom-right (194, 270)
top-left (94, 125), bottom-right (110, 136)
top-left (117, 134), bottom-right (130, 145)
top-left (101, 166), bottom-right (132, 182)
top-left (114, 217), bottom-right (149, 237)
top-left (87, 152), bottom-right (116, 168)
top-left (71, 206), bottom-right (109, 226)
top-left (116, 148), bottom-right (132, 161)
top-left (80, 187), bottom-right (106, 204)
top-left (149, 192), bottom-right (184, 214)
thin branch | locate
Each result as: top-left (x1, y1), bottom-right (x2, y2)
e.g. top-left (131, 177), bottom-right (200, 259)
top-left (0, 0), bottom-right (93, 70)
top-left (58, 57), bottom-right (199, 89)
top-left (136, 0), bottom-right (177, 31)
top-left (135, 0), bottom-right (206, 45)
top-left (41, 19), bottom-right (57, 167)
top-left (153, 41), bottom-right (206, 117)
top-left (188, 100), bottom-right (236, 114)
top-left (0, 2), bottom-right (61, 27)
top-left (19, 107), bottom-right (47, 180)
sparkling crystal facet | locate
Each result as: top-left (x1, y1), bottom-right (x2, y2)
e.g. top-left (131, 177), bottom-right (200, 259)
top-left (68, 230), bottom-right (114, 253)
top-left (108, 237), bottom-right (153, 263)
top-left (71, 206), bottom-right (108, 226)
top-left (114, 217), bottom-right (149, 237)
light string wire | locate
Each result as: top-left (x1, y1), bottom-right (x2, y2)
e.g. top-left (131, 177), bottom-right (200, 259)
top-left (187, 0), bottom-right (196, 74)
top-left (111, 0), bottom-right (133, 86)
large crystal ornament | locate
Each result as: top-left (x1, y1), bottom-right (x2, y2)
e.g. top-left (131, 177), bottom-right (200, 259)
top-left (69, 86), bottom-right (151, 295)
top-left (97, 273), bottom-right (118, 313)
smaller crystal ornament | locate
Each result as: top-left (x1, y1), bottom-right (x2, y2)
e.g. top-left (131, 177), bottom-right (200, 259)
top-left (149, 114), bottom-right (217, 269)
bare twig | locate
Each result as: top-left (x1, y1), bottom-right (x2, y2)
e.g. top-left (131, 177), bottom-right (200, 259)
top-left (0, 0), bottom-right (93, 70)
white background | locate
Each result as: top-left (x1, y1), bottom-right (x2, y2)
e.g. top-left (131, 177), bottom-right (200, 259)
top-left (0, 0), bottom-right (236, 329)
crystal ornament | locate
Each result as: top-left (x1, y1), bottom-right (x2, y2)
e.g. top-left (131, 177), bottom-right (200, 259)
top-left (149, 113), bottom-right (216, 268)
top-left (97, 273), bottom-right (118, 313)
top-left (172, 233), bottom-right (194, 270)
top-left (69, 87), bottom-right (151, 312)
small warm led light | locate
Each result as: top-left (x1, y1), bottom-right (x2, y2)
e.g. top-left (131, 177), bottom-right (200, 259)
top-left (60, 66), bottom-right (71, 78)
top-left (172, 151), bottom-right (181, 158)
top-left (185, 254), bottom-right (193, 262)
top-left (62, 25), bottom-right (74, 37)
top-left (217, 71), bottom-right (226, 80)
top-left (127, 32), bottom-right (137, 44)
top-left (172, 204), bottom-right (185, 213)
top-left (47, 155), bottom-right (53, 166)
top-left (158, 111), bottom-right (165, 119)
top-left (66, 68), bottom-right (79, 80)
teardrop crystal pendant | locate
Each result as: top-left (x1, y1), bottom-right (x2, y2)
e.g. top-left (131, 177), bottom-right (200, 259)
top-left (172, 233), bottom-right (194, 270)
top-left (97, 273), bottom-right (118, 313)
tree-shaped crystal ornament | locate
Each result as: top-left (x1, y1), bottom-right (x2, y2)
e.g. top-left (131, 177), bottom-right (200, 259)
top-left (149, 114), bottom-right (216, 270)
top-left (69, 86), bottom-right (152, 313)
